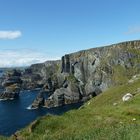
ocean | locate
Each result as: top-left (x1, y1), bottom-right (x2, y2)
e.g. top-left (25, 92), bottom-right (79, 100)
top-left (0, 90), bottom-right (81, 136)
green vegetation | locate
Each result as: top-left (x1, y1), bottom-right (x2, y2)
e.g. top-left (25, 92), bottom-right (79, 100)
top-left (0, 76), bottom-right (139, 140)
top-left (0, 136), bottom-right (8, 140)
top-left (112, 65), bottom-right (129, 84)
top-left (127, 48), bottom-right (140, 74)
top-left (67, 74), bottom-right (77, 83)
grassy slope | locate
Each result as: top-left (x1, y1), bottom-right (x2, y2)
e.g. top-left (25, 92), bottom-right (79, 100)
top-left (1, 75), bottom-right (139, 140)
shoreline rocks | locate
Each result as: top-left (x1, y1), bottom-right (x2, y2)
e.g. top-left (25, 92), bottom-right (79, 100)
top-left (30, 91), bottom-right (45, 109)
top-left (0, 69), bottom-right (22, 100)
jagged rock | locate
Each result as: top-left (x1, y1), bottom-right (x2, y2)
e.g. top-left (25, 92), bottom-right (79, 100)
top-left (21, 73), bottom-right (43, 90)
top-left (21, 60), bottom-right (61, 90)
top-left (62, 79), bottom-right (68, 88)
top-left (45, 98), bottom-right (55, 108)
top-left (45, 81), bottom-right (82, 108)
top-left (43, 78), bottom-right (53, 92)
top-left (19, 40), bottom-right (140, 107)
top-left (31, 91), bottom-right (45, 109)
top-left (61, 55), bottom-right (71, 73)
top-left (0, 69), bottom-right (22, 100)
top-left (0, 92), bottom-right (17, 100)
top-left (53, 88), bottom-right (65, 106)
top-left (2, 76), bottom-right (22, 87)
top-left (5, 84), bottom-right (20, 93)
top-left (43, 77), bottom-right (59, 96)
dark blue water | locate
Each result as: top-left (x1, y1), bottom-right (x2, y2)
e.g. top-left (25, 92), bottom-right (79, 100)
top-left (0, 90), bottom-right (82, 136)
top-left (0, 69), bottom-right (4, 77)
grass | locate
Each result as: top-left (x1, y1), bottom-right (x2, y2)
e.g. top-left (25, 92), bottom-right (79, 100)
top-left (0, 137), bottom-right (8, 140)
top-left (0, 76), bottom-right (138, 140)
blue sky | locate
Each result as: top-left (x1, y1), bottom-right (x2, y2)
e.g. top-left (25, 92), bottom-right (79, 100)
top-left (0, 0), bottom-right (140, 67)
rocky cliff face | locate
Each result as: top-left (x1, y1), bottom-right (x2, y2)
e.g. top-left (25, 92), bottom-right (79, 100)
top-left (25, 40), bottom-right (140, 108)
top-left (30, 90), bottom-right (45, 109)
top-left (0, 69), bottom-right (22, 100)
top-left (21, 60), bottom-right (61, 90)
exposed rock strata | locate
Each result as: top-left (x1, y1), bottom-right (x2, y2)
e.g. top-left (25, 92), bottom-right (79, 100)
top-left (0, 69), bottom-right (22, 100)
top-left (30, 91), bottom-right (45, 109)
top-left (24, 40), bottom-right (140, 108)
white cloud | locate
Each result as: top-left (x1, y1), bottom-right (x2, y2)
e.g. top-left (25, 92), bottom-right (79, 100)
top-left (0, 50), bottom-right (60, 67)
top-left (0, 30), bottom-right (22, 39)
top-left (125, 26), bottom-right (140, 35)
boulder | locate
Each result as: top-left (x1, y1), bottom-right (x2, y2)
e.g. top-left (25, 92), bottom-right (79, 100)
top-left (122, 93), bottom-right (133, 102)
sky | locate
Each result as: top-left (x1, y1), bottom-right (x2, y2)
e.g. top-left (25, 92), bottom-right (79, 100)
top-left (0, 0), bottom-right (140, 67)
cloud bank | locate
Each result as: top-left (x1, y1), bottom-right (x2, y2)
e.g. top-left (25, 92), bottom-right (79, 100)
top-left (0, 30), bottom-right (22, 39)
top-left (0, 50), bottom-right (60, 67)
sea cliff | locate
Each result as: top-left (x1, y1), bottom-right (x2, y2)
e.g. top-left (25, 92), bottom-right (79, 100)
top-left (20, 40), bottom-right (140, 108)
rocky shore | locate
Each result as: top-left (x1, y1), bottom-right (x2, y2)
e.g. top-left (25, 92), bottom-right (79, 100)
top-left (0, 69), bottom-right (22, 100)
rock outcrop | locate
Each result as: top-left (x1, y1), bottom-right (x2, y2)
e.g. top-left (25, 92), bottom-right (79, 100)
top-left (122, 93), bottom-right (133, 102)
top-left (45, 81), bottom-right (82, 107)
top-left (0, 69), bottom-right (22, 100)
top-left (25, 40), bottom-right (140, 108)
top-left (30, 91), bottom-right (45, 109)
top-left (21, 60), bottom-right (61, 90)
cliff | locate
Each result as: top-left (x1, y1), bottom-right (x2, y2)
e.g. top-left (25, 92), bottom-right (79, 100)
top-left (21, 40), bottom-right (140, 108)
